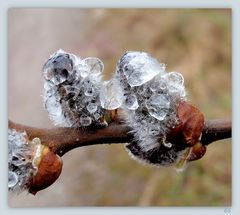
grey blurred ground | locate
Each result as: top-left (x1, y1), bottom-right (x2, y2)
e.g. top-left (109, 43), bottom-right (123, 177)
top-left (8, 8), bottom-right (231, 206)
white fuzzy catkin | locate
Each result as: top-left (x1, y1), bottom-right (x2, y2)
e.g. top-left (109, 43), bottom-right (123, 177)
top-left (8, 129), bottom-right (38, 193)
top-left (43, 49), bottom-right (106, 127)
top-left (114, 51), bottom-right (188, 166)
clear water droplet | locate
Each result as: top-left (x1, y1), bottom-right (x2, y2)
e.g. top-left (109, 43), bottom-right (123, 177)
top-left (145, 94), bottom-right (170, 121)
top-left (94, 113), bottom-right (101, 120)
top-left (166, 72), bottom-right (184, 93)
top-left (149, 80), bottom-right (159, 92)
top-left (79, 116), bottom-right (92, 126)
top-left (159, 79), bottom-right (167, 90)
top-left (123, 52), bottom-right (165, 87)
top-left (8, 171), bottom-right (18, 188)
top-left (167, 72), bottom-right (184, 85)
top-left (87, 103), bottom-right (98, 113)
top-left (84, 86), bottom-right (95, 97)
top-left (76, 64), bottom-right (89, 78)
top-left (50, 69), bottom-right (68, 85)
top-left (125, 94), bottom-right (139, 110)
top-left (43, 50), bottom-right (73, 85)
top-left (100, 80), bottom-right (123, 110)
top-left (149, 77), bottom-right (167, 94)
top-left (83, 57), bottom-right (104, 75)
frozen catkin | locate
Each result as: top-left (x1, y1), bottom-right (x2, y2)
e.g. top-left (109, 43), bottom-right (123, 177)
top-left (114, 51), bottom-right (188, 167)
top-left (8, 129), bottom-right (40, 193)
top-left (43, 49), bottom-right (106, 127)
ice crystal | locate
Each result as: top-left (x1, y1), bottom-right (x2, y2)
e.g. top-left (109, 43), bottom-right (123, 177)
top-left (80, 116), bottom-right (92, 126)
top-left (99, 79), bottom-right (124, 110)
top-left (125, 94), bottom-right (139, 110)
top-left (145, 94), bottom-right (170, 121)
top-left (43, 49), bottom-right (106, 127)
top-left (121, 52), bottom-right (165, 87)
top-left (87, 102), bottom-right (98, 114)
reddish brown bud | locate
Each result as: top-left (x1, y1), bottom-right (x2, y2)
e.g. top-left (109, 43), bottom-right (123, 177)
top-left (167, 101), bottom-right (204, 147)
top-left (187, 142), bottom-right (207, 162)
top-left (29, 146), bottom-right (63, 195)
top-left (177, 101), bottom-right (205, 146)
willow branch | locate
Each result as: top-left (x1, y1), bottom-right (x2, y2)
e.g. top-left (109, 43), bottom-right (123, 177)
top-left (8, 119), bottom-right (231, 157)
top-left (8, 120), bottom-right (133, 156)
top-left (200, 119), bottom-right (232, 145)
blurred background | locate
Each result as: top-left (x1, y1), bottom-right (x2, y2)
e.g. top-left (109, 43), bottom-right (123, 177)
top-left (8, 8), bottom-right (231, 206)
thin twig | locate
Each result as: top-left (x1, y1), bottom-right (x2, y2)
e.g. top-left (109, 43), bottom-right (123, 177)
top-left (8, 119), bottom-right (231, 157)
top-left (201, 119), bottom-right (232, 145)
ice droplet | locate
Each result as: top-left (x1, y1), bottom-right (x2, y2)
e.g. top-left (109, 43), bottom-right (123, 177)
top-left (75, 63), bottom-right (89, 78)
top-left (123, 52), bottom-right (165, 87)
top-left (149, 80), bottom-right (159, 92)
top-left (159, 81), bottom-right (167, 90)
top-left (80, 116), bottom-right (92, 126)
top-left (94, 113), bottom-right (101, 120)
top-left (8, 171), bottom-right (18, 188)
top-left (167, 72), bottom-right (184, 85)
top-left (166, 72), bottom-right (184, 92)
top-left (83, 57), bottom-right (104, 75)
top-left (150, 76), bottom-right (168, 93)
top-left (100, 80), bottom-right (123, 110)
top-left (50, 68), bottom-right (69, 85)
top-left (125, 94), bottom-right (139, 110)
top-left (84, 86), bottom-right (95, 97)
top-left (87, 103), bottom-right (98, 113)
top-left (43, 51), bottom-right (72, 85)
top-left (145, 94), bottom-right (170, 120)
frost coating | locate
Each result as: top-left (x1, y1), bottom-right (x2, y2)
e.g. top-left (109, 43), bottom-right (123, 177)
top-left (115, 51), bottom-right (188, 166)
top-left (8, 129), bottom-right (38, 193)
top-left (43, 49), bottom-right (106, 127)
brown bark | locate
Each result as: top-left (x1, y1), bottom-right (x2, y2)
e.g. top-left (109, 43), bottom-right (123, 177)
top-left (8, 119), bottom-right (231, 157)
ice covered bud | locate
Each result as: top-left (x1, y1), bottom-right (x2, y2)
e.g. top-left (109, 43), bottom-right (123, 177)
top-left (8, 129), bottom-right (62, 194)
top-left (43, 49), bottom-right (107, 127)
top-left (114, 51), bottom-right (201, 168)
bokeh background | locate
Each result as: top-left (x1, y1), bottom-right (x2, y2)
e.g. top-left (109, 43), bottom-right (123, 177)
top-left (8, 8), bottom-right (231, 206)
